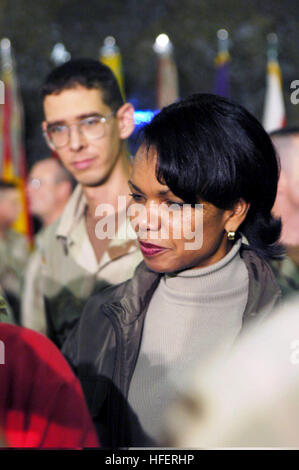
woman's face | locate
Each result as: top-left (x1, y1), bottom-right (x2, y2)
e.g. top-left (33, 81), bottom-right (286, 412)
top-left (128, 145), bottom-right (235, 273)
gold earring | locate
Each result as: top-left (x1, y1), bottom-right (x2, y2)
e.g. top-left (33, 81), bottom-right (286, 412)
top-left (227, 231), bottom-right (235, 241)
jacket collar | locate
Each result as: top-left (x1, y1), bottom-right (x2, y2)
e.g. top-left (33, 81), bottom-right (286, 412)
top-left (240, 246), bottom-right (281, 329)
top-left (120, 262), bottom-right (161, 323)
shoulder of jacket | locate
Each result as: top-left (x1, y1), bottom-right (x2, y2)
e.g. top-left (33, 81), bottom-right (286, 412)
top-left (240, 244), bottom-right (279, 283)
top-left (79, 261), bottom-right (154, 327)
top-left (240, 244), bottom-right (282, 327)
top-left (85, 281), bottom-right (129, 313)
top-left (35, 219), bottom-right (61, 251)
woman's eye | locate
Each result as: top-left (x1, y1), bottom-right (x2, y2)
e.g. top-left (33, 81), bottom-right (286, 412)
top-left (165, 200), bottom-right (185, 209)
top-left (129, 193), bottom-right (144, 202)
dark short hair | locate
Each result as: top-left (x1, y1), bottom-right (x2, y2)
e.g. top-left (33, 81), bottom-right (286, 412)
top-left (0, 180), bottom-right (17, 191)
top-left (269, 126), bottom-right (299, 138)
top-left (41, 58), bottom-right (124, 112)
top-left (140, 93), bottom-right (283, 260)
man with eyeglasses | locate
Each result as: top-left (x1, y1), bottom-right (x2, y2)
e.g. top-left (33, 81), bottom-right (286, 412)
top-left (35, 58), bottom-right (142, 347)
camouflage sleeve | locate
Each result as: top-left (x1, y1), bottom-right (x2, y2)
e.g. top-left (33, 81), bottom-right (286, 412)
top-left (270, 258), bottom-right (299, 299)
top-left (0, 293), bottom-right (16, 324)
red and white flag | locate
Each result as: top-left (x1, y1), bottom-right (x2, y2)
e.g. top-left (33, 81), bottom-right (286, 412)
top-left (154, 34), bottom-right (179, 110)
top-left (262, 35), bottom-right (286, 132)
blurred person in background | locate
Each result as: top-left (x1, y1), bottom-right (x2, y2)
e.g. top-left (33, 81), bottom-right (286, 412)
top-left (36, 58), bottom-right (142, 348)
top-left (0, 292), bottom-right (15, 325)
top-left (0, 323), bottom-right (99, 448)
top-left (0, 180), bottom-right (30, 323)
top-left (63, 94), bottom-right (283, 448)
top-left (269, 127), bottom-right (299, 294)
top-left (26, 156), bottom-right (74, 229)
top-left (21, 157), bottom-right (74, 334)
top-left (163, 295), bottom-right (299, 448)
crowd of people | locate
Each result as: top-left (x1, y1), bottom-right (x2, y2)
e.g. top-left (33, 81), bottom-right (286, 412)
top-left (0, 58), bottom-right (298, 449)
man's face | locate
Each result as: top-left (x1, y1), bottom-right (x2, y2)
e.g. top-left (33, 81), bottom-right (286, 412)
top-left (27, 160), bottom-right (64, 218)
top-left (42, 85), bottom-right (123, 187)
top-left (0, 189), bottom-right (21, 227)
top-left (286, 136), bottom-right (299, 207)
top-left (272, 135), bottom-right (299, 214)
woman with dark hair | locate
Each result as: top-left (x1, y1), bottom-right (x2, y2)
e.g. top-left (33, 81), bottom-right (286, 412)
top-left (63, 94), bottom-right (282, 448)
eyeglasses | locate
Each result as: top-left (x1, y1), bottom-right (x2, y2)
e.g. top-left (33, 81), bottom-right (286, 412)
top-left (43, 112), bottom-right (115, 149)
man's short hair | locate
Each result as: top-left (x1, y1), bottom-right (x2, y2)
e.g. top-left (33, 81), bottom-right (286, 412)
top-left (0, 181), bottom-right (18, 200)
top-left (0, 180), bottom-right (17, 191)
top-left (41, 58), bottom-right (124, 113)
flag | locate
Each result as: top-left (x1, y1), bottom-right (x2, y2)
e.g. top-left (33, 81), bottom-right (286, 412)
top-left (153, 34), bottom-right (179, 110)
top-left (99, 36), bottom-right (125, 100)
top-left (0, 38), bottom-right (32, 242)
top-left (213, 29), bottom-right (230, 98)
top-left (262, 34), bottom-right (286, 132)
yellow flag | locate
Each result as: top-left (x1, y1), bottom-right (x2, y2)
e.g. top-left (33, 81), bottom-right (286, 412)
top-left (99, 36), bottom-right (125, 99)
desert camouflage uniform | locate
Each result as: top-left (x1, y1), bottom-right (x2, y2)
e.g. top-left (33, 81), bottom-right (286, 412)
top-left (26, 184), bottom-right (143, 347)
top-left (0, 290), bottom-right (15, 324)
top-left (0, 229), bottom-right (30, 322)
top-left (270, 256), bottom-right (299, 298)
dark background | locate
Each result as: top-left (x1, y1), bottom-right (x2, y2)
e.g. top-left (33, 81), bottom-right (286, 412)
top-left (0, 0), bottom-right (298, 168)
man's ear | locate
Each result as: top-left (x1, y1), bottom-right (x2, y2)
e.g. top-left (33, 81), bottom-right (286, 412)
top-left (116, 103), bottom-right (135, 140)
top-left (224, 199), bottom-right (250, 234)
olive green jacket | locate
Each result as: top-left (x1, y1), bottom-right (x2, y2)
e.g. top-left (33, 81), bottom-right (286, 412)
top-left (63, 244), bottom-right (282, 448)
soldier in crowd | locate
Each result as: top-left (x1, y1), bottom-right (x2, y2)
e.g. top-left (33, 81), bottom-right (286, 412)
top-left (26, 157), bottom-right (74, 229)
top-left (270, 127), bottom-right (299, 294)
top-left (0, 180), bottom-right (30, 322)
top-left (0, 291), bottom-right (15, 324)
top-left (36, 58), bottom-right (142, 347)
top-left (21, 157), bottom-right (74, 334)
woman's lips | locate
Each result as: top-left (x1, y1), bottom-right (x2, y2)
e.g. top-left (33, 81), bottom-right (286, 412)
top-left (139, 240), bottom-right (168, 257)
top-left (72, 158), bottom-right (95, 170)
